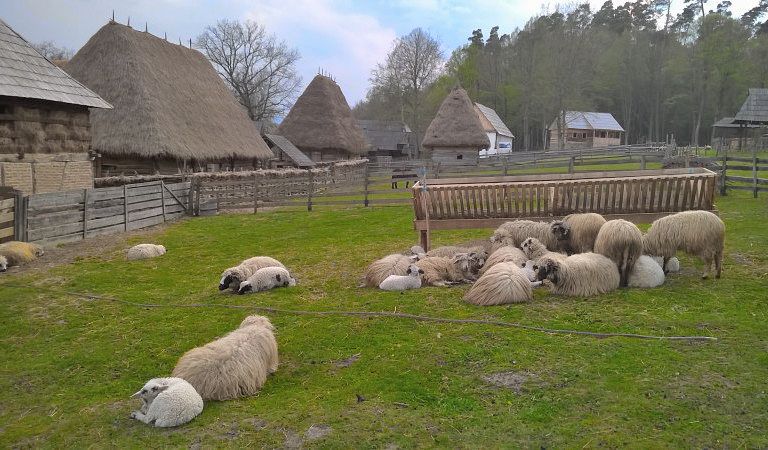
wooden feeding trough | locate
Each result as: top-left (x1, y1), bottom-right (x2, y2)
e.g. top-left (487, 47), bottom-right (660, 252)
top-left (411, 168), bottom-right (718, 250)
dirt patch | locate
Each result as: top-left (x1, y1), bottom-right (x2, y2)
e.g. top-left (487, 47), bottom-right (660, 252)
top-left (730, 252), bottom-right (753, 265)
top-left (243, 417), bottom-right (268, 431)
top-left (483, 371), bottom-right (537, 394)
top-left (335, 353), bottom-right (360, 368)
top-left (305, 424), bottom-right (332, 441)
top-left (281, 428), bottom-right (303, 449)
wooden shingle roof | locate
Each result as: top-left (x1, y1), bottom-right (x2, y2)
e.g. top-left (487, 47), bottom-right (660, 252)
top-left (734, 88), bottom-right (768, 124)
top-left (265, 134), bottom-right (315, 168)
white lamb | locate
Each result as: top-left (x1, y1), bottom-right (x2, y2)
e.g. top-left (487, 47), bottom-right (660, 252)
top-left (126, 244), bottom-right (166, 260)
top-left (130, 377), bottom-right (203, 427)
top-left (378, 264), bottom-right (423, 291)
top-left (628, 255), bottom-right (666, 288)
top-left (520, 260), bottom-right (543, 287)
top-left (219, 256), bottom-right (286, 292)
top-left (238, 266), bottom-right (296, 294)
top-left (651, 256), bottom-right (680, 273)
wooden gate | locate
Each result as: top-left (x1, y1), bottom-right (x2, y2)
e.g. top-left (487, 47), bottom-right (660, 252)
top-left (0, 187), bottom-right (20, 243)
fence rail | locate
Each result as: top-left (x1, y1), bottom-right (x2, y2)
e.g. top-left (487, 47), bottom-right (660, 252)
top-left (719, 155), bottom-right (766, 197)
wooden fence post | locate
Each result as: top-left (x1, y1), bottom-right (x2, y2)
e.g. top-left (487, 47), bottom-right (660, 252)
top-left (503, 158), bottom-right (508, 176)
top-left (435, 162), bottom-right (441, 179)
top-left (568, 157), bottom-right (575, 174)
top-left (82, 188), bottom-right (89, 239)
top-left (753, 146), bottom-right (758, 198)
top-left (640, 155), bottom-right (646, 170)
top-left (720, 153), bottom-right (727, 196)
top-left (13, 190), bottom-right (24, 241)
top-left (307, 169), bottom-right (314, 212)
top-left (123, 184), bottom-right (128, 230)
top-left (363, 163), bottom-right (370, 207)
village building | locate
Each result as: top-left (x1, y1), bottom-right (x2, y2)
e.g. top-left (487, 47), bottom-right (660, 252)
top-left (64, 21), bottom-right (273, 176)
top-left (0, 19), bottom-right (111, 194)
top-left (713, 88), bottom-right (768, 150)
top-left (474, 102), bottom-right (514, 156)
top-left (547, 111), bottom-right (625, 150)
top-left (422, 86), bottom-right (490, 164)
top-left (263, 134), bottom-right (315, 169)
top-left (278, 74), bottom-right (368, 162)
top-left (357, 119), bottom-right (413, 160)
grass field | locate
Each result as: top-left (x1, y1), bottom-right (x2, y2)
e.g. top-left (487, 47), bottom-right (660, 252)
top-left (1, 191), bottom-right (767, 448)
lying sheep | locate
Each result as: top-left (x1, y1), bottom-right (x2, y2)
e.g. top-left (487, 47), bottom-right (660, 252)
top-left (126, 244), bottom-right (166, 260)
top-left (643, 210), bottom-right (725, 279)
top-left (0, 241), bottom-right (44, 270)
top-left (379, 264), bottom-right (423, 291)
top-left (594, 219), bottom-right (643, 287)
top-left (238, 266), bottom-right (296, 294)
top-left (130, 377), bottom-right (203, 427)
top-left (464, 262), bottom-right (533, 306)
top-left (364, 253), bottom-right (415, 287)
top-left (520, 237), bottom-right (568, 265)
top-left (478, 245), bottom-right (526, 275)
top-left (219, 256), bottom-right (286, 292)
top-left (415, 254), bottom-right (476, 287)
top-left (551, 213), bottom-right (606, 254)
top-left (520, 260), bottom-right (542, 287)
top-left (172, 315), bottom-right (278, 401)
top-left (490, 220), bottom-right (560, 250)
top-left (533, 253), bottom-right (620, 297)
top-left (426, 245), bottom-right (486, 259)
top-left (651, 256), bottom-right (680, 273)
top-left (628, 255), bottom-right (666, 288)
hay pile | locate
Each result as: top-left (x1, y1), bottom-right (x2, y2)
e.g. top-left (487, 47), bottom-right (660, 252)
top-left (422, 86), bottom-right (490, 149)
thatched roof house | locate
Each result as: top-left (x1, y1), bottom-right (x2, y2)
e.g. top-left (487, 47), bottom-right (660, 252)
top-left (422, 86), bottom-right (489, 164)
top-left (277, 75), bottom-right (367, 162)
top-left (65, 21), bottom-right (273, 175)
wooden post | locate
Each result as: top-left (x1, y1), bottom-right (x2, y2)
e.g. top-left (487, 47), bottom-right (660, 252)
top-left (123, 184), bottom-right (128, 230)
top-left (503, 157), bottom-right (508, 176)
top-left (82, 188), bottom-right (89, 239)
top-left (753, 145), bottom-right (758, 198)
top-left (307, 169), bottom-right (314, 212)
top-left (720, 149), bottom-right (727, 196)
top-left (13, 190), bottom-right (24, 241)
top-left (253, 173), bottom-right (259, 214)
top-left (640, 155), bottom-right (646, 170)
top-left (160, 181), bottom-right (167, 222)
top-left (363, 163), bottom-right (370, 207)
top-left (568, 156), bottom-right (575, 174)
top-left (435, 162), bottom-right (441, 179)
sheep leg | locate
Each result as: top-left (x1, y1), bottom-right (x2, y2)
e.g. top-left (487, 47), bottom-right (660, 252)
top-left (701, 255), bottom-right (713, 279)
top-left (130, 410), bottom-right (153, 425)
top-left (662, 256), bottom-right (671, 275)
top-left (715, 250), bottom-right (723, 279)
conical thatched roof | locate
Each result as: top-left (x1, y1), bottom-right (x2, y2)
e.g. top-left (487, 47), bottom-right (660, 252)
top-left (422, 86), bottom-right (490, 149)
top-left (65, 21), bottom-right (273, 161)
top-left (277, 75), bottom-right (367, 155)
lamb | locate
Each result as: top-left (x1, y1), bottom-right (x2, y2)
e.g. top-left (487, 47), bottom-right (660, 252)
top-left (651, 256), bottom-right (680, 273)
top-left (533, 253), bottom-right (620, 297)
top-left (364, 253), bottom-right (415, 287)
top-left (520, 237), bottom-right (568, 265)
top-left (415, 254), bottom-right (476, 287)
top-left (378, 264), bottom-right (423, 291)
top-left (0, 241), bottom-right (44, 269)
top-left (126, 243), bottom-right (166, 260)
top-left (642, 210), bottom-right (725, 279)
top-left (520, 260), bottom-right (542, 287)
top-left (219, 256), bottom-right (286, 292)
top-left (490, 220), bottom-right (560, 250)
top-left (478, 245), bottom-right (526, 275)
top-left (551, 213), bottom-right (606, 254)
top-left (593, 219), bottom-right (643, 287)
top-left (172, 315), bottom-right (278, 401)
top-left (628, 255), bottom-right (666, 288)
top-left (237, 266), bottom-right (296, 294)
top-left (130, 377), bottom-right (203, 427)
top-left (464, 262), bottom-right (533, 306)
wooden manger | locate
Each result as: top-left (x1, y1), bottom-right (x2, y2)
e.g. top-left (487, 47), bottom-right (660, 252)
top-left (411, 168), bottom-right (718, 250)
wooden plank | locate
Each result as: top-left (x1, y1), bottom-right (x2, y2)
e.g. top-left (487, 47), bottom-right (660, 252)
top-left (727, 185), bottom-right (768, 192)
top-left (89, 186), bottom-right (126, 202)
top-left (0, 226), bottom-right (13, 239)
top-left (27, 209), bottom-right (84, 228)
top-left (128, 199), bottom-right (163, 213)
top-left (85, 223), bottom-right (127, 238)
top-left (0, 211), bottom-right (13, 223)
top-left (128, 206), bottom-right (164, 222)
top-left (647, 178), bottom-right (657, 213)
top-left (126, 191), bottom-right (162, 205)
top-left (27, 221), bottom-right (84, 241)
top-left (126, 214), bottom-right (164, 231)
top-left (125, 182), bottom-right (163, 196)
top-left (27, 190), bottom-right (84, 208)
top-left (0, 198), bottom-right (14, 209)
top-left (87, 214), bottom-right (125, 230)
top-left (726, 175), bottom-right (768, 185)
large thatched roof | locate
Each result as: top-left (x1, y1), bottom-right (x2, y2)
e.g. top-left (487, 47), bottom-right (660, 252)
top-left (422, 86), bottom-right (489, 149)
top-left (65, 21), bottom-right (273, 161)
top-left (277, 75), bottom-right (367, 155)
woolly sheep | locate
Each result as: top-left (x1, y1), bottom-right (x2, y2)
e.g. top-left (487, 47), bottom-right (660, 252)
top-left (379, 264), bottom-right (424, 291)
top-left (593, 219), bottom-right (643, 287)
top-left (172, 315), bottom-right (278, 401)
top-left (126, 244), bottom-right (166, 261)
top-left (219, 256), bottom-right (286, 292)
top-left (643, 210), bottom-right (725, 279)
top-left (364, 253), bottom-right (415, 287)
top-left (415, 254), bottom-right (476, 287)
top-left (130, 377), bottom-right (203, 427)
top-left (464, 262), bottom-right (533, 306)
top-left (478, 245), bottom-right (526, 275)
top-left (520, 237), bottom-right (568, 265)
top-left (490, 220), bottom-right (560, 250)
top-left (628, 255), bottom-right (666, 288)
top-left (0, 255), bottom-right (7, 272)
top-left (533, 253), bottom-right (620, 297)
top-left (238, 266), bottom-right (296, 294)
top-left (551, 213), bottom-right (606, 254)
top-left (0, 241), bottom-right (44, 269)
top-left (426, 245), bottom-right (487, 260)
top-left (651, 256), bottom-right (680, 273)
top-left (520, 260), bottom-right (543, 287)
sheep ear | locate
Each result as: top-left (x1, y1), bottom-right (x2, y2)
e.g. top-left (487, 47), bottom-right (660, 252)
top-left (155, 385), bottom-right (169, 393)
top-left (418, 269), bottom-right (424, 274)
top-left (276, 274), bottom-right (282, 282)
top-left (406, 267), bottom-right (412, 274)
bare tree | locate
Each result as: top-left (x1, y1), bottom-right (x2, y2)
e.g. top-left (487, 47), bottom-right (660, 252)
top-left (33, 41), bottom-right (73, 60)
top-left (196, 19), bottom-right (301, 122)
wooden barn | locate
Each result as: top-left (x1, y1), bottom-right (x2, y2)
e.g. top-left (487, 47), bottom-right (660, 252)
top-left (357, 119), bottom-right (413, 160)
top-left (547, 111), bottom-right (625, 150)
top-left (474, 102), bottom-right (514, 156)
top-left (64, 21), bottom-right (273, 176)
top-left (277, 74), bottom-right (368, 162)
top-left (0, 19), bottom-right (111, 195)
top-left (422, 86), bottom-right (489, 164)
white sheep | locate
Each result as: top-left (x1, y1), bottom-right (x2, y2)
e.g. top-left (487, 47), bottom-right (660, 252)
top-left (551, 213), bottom-right (606, 254)
top-left (378, 264), bottom-right (423, 291)
top-left (520, 260), bottom-right (543, 287)
top-left (490, 220), bottom-right (560, 250)
top-left (642, 210), bottom-right (725, 279)
top-left (593, 219), bottom-right (643, 287)
top-left (628, 255), bottom-right (666, 288)
top-left (0, 241), bottom-right (44, 269)
top-left (219, 256), bottom-right (286, 292)
top-left (520, 237), bottom-right (568, 265)
top-left (364, 253), bottom-right (415, 287)
top-left (478, 245), bottom-right (527, 275)
top-left (130, 377), bottom-right (203, 427)
top-left (172, 315), bottom-right (278, 401)
top-left (425, 246), bottom-right (488, 279)
top-left (0, 255), bottom-right (7, 272)
top-left (126, 243), bottom-right (166, 260)
top-left (651, 256), bottom-right (680, 273)
top-left (415, 254), bottom-right (476, 287)
top-left (237, 266), bottom-right (296, 294)
top-left (533, 253), bottom-right (620, 297)
top-left (464, 262), bottom-right (533, 306)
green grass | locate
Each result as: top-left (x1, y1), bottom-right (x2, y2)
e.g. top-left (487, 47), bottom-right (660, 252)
top-left (1, 192), bottom-right (767, 448)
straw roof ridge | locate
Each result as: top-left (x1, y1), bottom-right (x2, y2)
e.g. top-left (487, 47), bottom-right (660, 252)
top-left (422, 86), bottom-right (490, 148)
top-left (64, 21), bottom-right (273, 161)
top-left (277, 74), bottom-right (368, 154)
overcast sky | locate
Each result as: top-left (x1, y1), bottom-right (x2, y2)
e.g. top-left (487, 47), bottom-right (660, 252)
top-left (0, 0), bottom-right (758, 106)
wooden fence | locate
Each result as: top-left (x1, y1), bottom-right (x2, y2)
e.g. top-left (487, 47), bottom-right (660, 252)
top-left (0, 187), bottom-right (20, 243)
top-left (720, 156), bottom-right (767, 197)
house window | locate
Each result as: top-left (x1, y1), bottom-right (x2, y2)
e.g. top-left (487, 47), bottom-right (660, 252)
top-left (600, 131), bottom-right (607, 138)
top-left (457, 154), bottom-right (463, 160)
top-left (0, 104), bottom-right (9, 114)
top-left (582, 132), bottom-right (587, 139)
top-left (572, 132), bottom-right (578, 138)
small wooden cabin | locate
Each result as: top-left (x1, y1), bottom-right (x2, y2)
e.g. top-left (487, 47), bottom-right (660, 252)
top-left (357, 120), bottom-right (413, 159)
top-left (474, 103), bottom-right (514, 156)
top-left (547, 111), bottom-right (624, 150)
top-left (422, 86), bottom-right (490, 164)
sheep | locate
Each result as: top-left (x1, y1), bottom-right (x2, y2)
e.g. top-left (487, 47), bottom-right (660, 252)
top-left (126, 243), bottom-right (166, 260)
top-left (464, 262), bottom-right (533, 306)
top-left (415, 254), bottom-right (476, 287)
top-left (219, 256), bottom-right (286, 292)
top-left (172, 315), bottom-right (278, 401)
top-left (533, 253), bottom-right (620, 297)
top-left (364, 253), bottom-right (415, 287)
top-left (237, 266), bottom-right (296, 294)
top-left (520, 260), bottom-right (543, 287)
top-left (628, 255), bottom-right (666, 288)
top-left (551, 213), bottom-right (606, 254)
top-left (130, 377), bottom-right (203, 427)
top-left (642, 210), bottom-right (725, 279)
top-left (593, 219), bottom-right (643, 287)
top-left (478, 245), bottom-right (526, 275)
top-left (426, 245), bottom-right (486, 260)
top-left (0, 241), bottom-right (44, 269)
top-left (651, 256), bottom-right (680, 273)
top-left (520, 237), bottom-right (568, 265)
top-left (378, 264), bottom-right (423, 291)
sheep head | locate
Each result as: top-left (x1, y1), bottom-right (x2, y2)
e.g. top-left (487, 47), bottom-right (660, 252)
top-left (131, 378), bottom-right (170, 403)
top-left (405, 263), bottom-right (424, 277)
top-left (219, 267), bottom-right (245, 291)
top-left (533, 258), bottom-right (560, 284)
top-left (0, 255), bottom-right (7, 272)
top-left (240, 315), bottom-right (275, 331)
top-left (550, 221), bottom-right (570, 241)
top-left (237, 280), bottom-right (253, 295)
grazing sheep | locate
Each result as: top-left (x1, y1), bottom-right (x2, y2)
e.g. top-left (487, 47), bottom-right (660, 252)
top-left (238, 266), bottom-right (296, 294)
top-left (379, 264), bottom-right (423, 291)
top-left (364, 253), bottom-right (414, 287)
top-left (126, 243), bottom-right (166, 260)
top-left (651, 256), bottom-right (680, 273)
top-left (0, 241), bottom-right (44, 268)
top-left (172, 315), bottom-right (278, 401)
top-left (520, 237), bottom-right (568, 265)
top-left (491, 220), bottom-right (560, 250)
top-left (628, 255), bottom-right (666, 288)
top-left (643, 210), bottom-right (725, 279)
top-left (415, 254), bottom-right (476, 287)
top-left (130, 377), bottom-right (203, 427)
top-left (464, 262), bottom-right (533, 306)
top-left (551, 213), bottom-right (606, 254)
top-left (594, 219), bottom-right (643, 287)
top-left (534, 253), bottom-right (620, 297)
top-left (219, 256), bottom-right (286, 292)
top-left (478, 245), bottom-right (526, 275)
